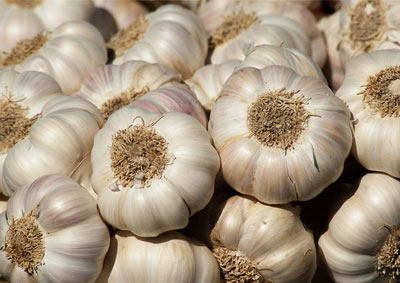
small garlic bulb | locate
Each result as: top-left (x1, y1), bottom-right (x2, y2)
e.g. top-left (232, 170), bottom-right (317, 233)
top-left (210, 66), bottom-right (353, 204)
top-left (319, 173), bottom-right (400, 282)
top-left (0, 174), bottom-right (110, 282)
top-left (91, 107), bottom-right (220, 237)
top-left (1, 95), bottom-right (104, 197)
top-left (336, 49), bottom-right (400, 178)
top-left (0, 69), bottom-right (62, 196)
top-left (96, 230), bottom-right (220, 283)
top-left (208, 195), bottom-right (316, 282)
top-left (0, 0), bottom-right (94, 53)
top-left (108, 4), bottom-right (208, 79)
top-left (0, 20), bottom-right (107, 95)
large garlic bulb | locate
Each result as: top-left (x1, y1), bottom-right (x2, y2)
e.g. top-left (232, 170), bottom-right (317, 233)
top-left (0, 0), bottom-right (94, 53)
top-left (336, 49), bottom-right (400, 178)
top-left (208, 195), bottom-right (316, 282)
top-left (1, 95), bottom-right (104, 197)
top-left (338, 0), bottom-right (400, 66)
top-left (108, 4), bottom-right (208, 79)
top-left (96, 230), bottom-right (220, 283)
top-left (210, 65), bottom-right (353, 204)
top-left (0, 174), bottom-right (110, 282)
top-left (319, 173), bottom-right (400, 282)
top-left (0, 20), bottom-right (107, 95)
top-left (0, 69), bottom-right (62, 195)
top-left (91, 107), bottom-right (220, 237)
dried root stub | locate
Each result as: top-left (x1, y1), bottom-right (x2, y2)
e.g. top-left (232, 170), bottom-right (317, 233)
top-left (359, 65), bottom-right (400, 117)
top-left (348, 0), bottom-right (387, 52)
top-left (4, 0), bottom-right (42, 8)
top-left (0, 98), bottom-right (38, 154)
top-left (0, 32), bottom-right (49, 70)
top-left (211, 10), bottom-right (257, 47)
top-left (110, 122), bottom-right (170, 188)
top-left (213, 247), bottom-right (264, 283)
top-left (1, 211), bottom-right (45, 275)
top-left (107, 17), bottom-right (149, 57)
top-left (247, 88), bottom-right (311, 151)
top-left (376, 226), bottom-right (400, 280)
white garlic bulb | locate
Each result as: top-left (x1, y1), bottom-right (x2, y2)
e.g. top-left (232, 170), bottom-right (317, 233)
top-left (0, 0), bottom-right (94, 53)
top-left (0, 174), bottom-right (110, 282)
top-left (0, 69), bottom-right (62, 196)
top-left (0, 20), bottom-right (107, 95)
top-left (336, 49), bottom-right (400, 178)
top-left (208, 195), bottom-right (316, 282)
top-left (96, 230), bottom-right (220, 283)
top-left (210, 65), bottom-right (353, 204)
top-left (109, 4), bottom-right (208, 79)
top-left (91, 107), bottom-right (220, 237)
top-left (319, 173), bottom-right (400, 282)
top-left (1, 95), bottom-right (104, 197)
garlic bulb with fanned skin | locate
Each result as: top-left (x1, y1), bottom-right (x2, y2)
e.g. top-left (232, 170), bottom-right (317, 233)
top-left (96, 230), bottom-right (220, 283)
top-left (210, 66), bottom-right (353, 204)
top-left (108, 4), bottom-right (207, 79)
top-left (319, 173), bottom-right (400, 282)
top-left (91, 107), bottom-right (220, 237)
top-left (0, 174), bottom-right (110, 283)
top-left (338, 0), bottom-right (400, 67)
top-left (0, 0), bottom-right (94, 53)
top-left (0, 20), bottom-right (107, 95)
top-left (0, 69), bottom-right (62, 196)
top-left (1, 95), bottom-right (104, 197)
top-left (336, 49), bottom-right (400, 178)
top-left (207, 195), bottom-right (316, 283)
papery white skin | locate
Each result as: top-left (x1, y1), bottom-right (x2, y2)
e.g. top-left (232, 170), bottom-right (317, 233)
top-left (336, 49), bottom-right (400, 178)
top-left (2, 95), bottom-right (104, 197)
top-left (0, 0), bottom-right (94, 53)
top-left (91, 108), bottom-right (220, 237)
top-left (210, 195), bottom-right (317, 283)
top-left (0, 174), bottom-right (110, 283)
top-left (4, 21), bottom-right (107, 95)
top-left (0, 69), bottom-right (62, 196)
top-left (112, 4), bottom-right (207, 79)
top-left (96, 230), bottom-right (220, 283)
top-left (209, 66), bottom-right (353, 204)
top-left (211, 14), bottom-right (311, 64)
top-left (319, 173), bottom-right (400, 283)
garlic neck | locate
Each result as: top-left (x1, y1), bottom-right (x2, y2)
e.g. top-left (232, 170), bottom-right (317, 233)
top-left (376, 227), bottom-right (400, 280)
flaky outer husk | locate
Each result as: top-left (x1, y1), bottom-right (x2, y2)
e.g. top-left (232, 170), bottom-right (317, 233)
top-left (95, 230), bottom-right (220, 283)
top-left (319, 173), bottom-right (400, 282)
top-left (209, 195), bottom-right (316, 283)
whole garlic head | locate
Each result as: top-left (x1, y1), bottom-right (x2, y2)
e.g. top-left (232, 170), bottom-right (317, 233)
top-left (91, 107), bottom-right (220, 237)
top-left (336, 49), bottom-right (400, 178)
top-left (319, 173), bottom-right (400, 282)
top-left (0, 174), bottom-right (110, 282)
top-left (96, 230), bottom-right (220, 283)
top-left (1, 95), bottom-right (104, 197)
top-left (209, 66), bottom-right (353, 204)
top-left (108, 4), bottom-right (208, 79)
top-left (0, 20), bottom-right (107, 95)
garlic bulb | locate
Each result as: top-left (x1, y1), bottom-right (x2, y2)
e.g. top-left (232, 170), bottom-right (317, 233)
top-left (1, 95), bottom-right (104, 197)
top-left (210, 65), bottom-right (353, 204)
top-left (208, 195), bottom-right (316, 282)
top-left (108, 4), bottom-right (208, 79)
top-left (336, 49), bottom-right (400, 178)
top-left (0, 69), bottom-right (62, 196)
top-left (319, 173), bottom-right (400, 282)
top-left (0, 174), bottom-right (110, 282)
top-left (96, 230), bottom-right (220, 283)
top-left (0, 20), bottom-right (107, 95)
top-left (211, 13), bottom-right (311, 65)
top-left (338, 0), bottom-right (400, 67)
top-left (91, 107), bottom-right (220, 237)
top-left (0, 0), bottom-right (94, 53)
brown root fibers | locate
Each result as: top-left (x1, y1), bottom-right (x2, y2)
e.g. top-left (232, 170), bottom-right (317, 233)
top-left (376, 226), bottom-right (400, 280)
